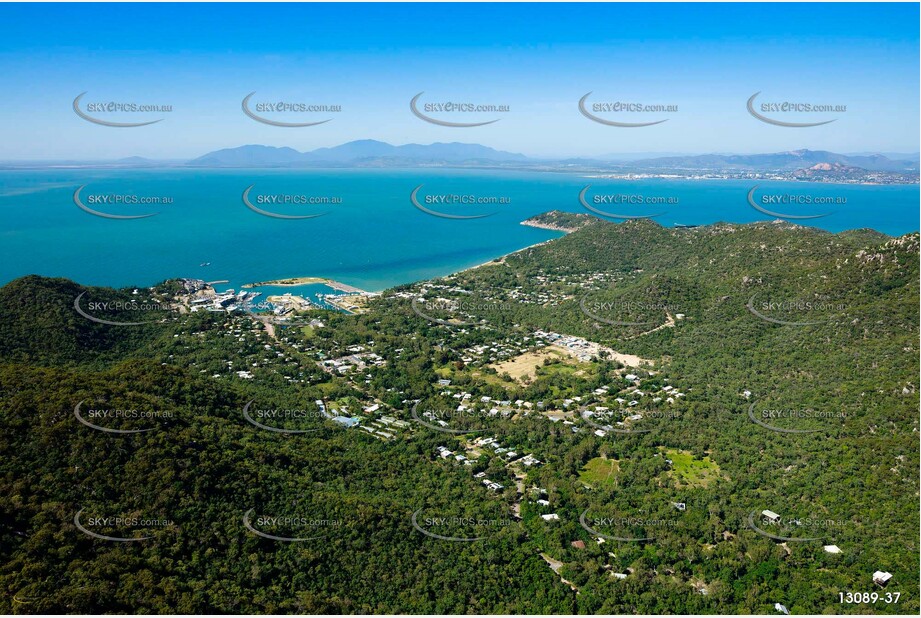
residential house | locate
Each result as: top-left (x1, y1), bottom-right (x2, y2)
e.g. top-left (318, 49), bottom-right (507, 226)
top-left (762, 510), bottom-right (781, 524)
top-left (873, 571), bottom-right (892, 587)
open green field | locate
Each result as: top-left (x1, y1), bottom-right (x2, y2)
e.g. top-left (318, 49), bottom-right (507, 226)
top-left (662, 448), bottom-right (723, 488)
top-left (579, 456), bottom-right (620, 487)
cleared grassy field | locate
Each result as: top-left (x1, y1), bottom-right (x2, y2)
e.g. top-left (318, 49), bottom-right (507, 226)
top-left (579, 456), bottom-right (620, 487)
top-left (490, 347), bottom-right (568, 382)
top-left (488, 346), bottom-right (598, 384)
top-left (662, 448), bottom-right (723, 488)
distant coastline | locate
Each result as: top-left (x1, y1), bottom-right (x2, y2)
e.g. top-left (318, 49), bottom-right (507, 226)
top-left (4, 142), bottom-right (917, 185)
top-left (581, 173), bottom-right (916, 187)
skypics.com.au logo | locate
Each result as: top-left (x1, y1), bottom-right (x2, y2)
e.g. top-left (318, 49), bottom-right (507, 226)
top-left (410, 401), bottom-right (491, 435)
top-left (242, 400), bottom-right (325, 434)
top-left (579, 294), bottom-right (684, 329)
top-left (578, 92), bottom-right (677, 127)
top-left (410, 92), bottom-right (509, 127)
top-left (242, 508), bottom-right (341, 542)
top-left (580, 405), bottom-right (679, 436)
top-left (411, 509), bottom-right (512, 542)
top-left (241, 92), bottom-right (341, 127)
top-left (73, 185), bottom-right (172, 219)
top-left (746, 291), bottom-right (847, 327)
top-left (578, 185), bottom-right (673, 220)
top-left (747, 508), bottom-right (851, 543)
top-left (747, 185), bottom-right (842, 220)
top-left (242, 184), bottom-right (341, 219)
top-left (74, 400), bottom-right (171, 434)
top-left (580, 509), bottom-right (677, 542)
top-left (410, 185), bottom-right (509, 219)
top-left (74, 508), bottom-right (174, 541)
top-left (410, 296), bottom-right (512, 327)
top-left (73, 92), bottom-right (171, 127)
top-left (747, 92), bottom-right (846, 127)
top-left (74, 292), bottom-right (173, 327)
top-left (746, 399), bottom-right (846, 436)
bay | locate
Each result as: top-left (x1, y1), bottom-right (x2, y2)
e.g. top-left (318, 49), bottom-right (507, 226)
top-left (1, 168), bottom-right (917, 292)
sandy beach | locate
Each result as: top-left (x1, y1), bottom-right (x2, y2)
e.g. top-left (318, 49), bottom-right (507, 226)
top-left (457, 239), bottom-right (558, 275)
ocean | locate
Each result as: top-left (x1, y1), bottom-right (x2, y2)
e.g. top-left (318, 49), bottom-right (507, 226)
top-left (1, 168), bottom-right (918, 294)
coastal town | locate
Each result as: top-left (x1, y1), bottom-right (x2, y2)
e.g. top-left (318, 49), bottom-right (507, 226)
top-left (2, 1), bottom-right (916, 614)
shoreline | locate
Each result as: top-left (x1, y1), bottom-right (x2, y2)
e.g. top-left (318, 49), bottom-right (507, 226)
top-left (231, 213), bottom-right (909, 303)
top-left (455, 238), bottom-right (561, 275)
top-left (239, 224), bottom-right (569, 294)
top-left (238, 238), bottom-right (564, 298)
top-left (520, 220), bottom-right (582, 233)
top-left (3, 215), bottom-right (908, 294)
top-left (580, 174), bottom-right (919, 187)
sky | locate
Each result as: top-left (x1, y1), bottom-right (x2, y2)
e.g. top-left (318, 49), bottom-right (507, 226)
top-left (0, 2), bottom-right (918, 160)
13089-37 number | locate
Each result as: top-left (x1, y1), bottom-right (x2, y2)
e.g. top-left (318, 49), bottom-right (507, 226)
top-left (839, 592), bottom-right (900, 604)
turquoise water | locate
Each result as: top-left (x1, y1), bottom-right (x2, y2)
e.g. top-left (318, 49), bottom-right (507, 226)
top-left (1, 168), bottom-right (918, 291)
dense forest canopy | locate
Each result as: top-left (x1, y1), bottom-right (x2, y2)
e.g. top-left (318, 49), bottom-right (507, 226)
top-left (1, 217), bottom-right (918, 614)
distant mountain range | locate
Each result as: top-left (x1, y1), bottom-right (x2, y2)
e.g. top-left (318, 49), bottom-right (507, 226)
top-left (188, 140), bottom-right (529, 167)
top-left (185, 142), bottom-right (918, 173)
top-left (4, 142), bottom-right (917, 176)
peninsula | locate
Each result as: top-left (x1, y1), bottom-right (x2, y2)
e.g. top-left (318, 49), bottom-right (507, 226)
top-left (242, 277), bottom-right (367, 294)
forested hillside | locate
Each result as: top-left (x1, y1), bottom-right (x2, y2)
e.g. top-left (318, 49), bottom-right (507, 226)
top-left (1, 218), bottom-right (917, 614)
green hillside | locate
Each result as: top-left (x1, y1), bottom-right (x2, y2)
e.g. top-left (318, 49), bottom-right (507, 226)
top-left (1, 218), bottom-right (917, 614)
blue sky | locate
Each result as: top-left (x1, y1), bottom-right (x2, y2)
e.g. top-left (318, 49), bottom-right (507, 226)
top-left (0, 2), bottom-right (918, 160)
